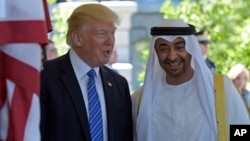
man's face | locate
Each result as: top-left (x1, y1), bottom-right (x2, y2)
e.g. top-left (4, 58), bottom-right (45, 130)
top-left (233, 72), bottom-right (247, 92)
top-left (154, 37), bottom-right (193, 79)
top-left (46, 43), bottom-right (57, 60)
top-left (76, 21), bottom-right (116, 67)
top-left (199, 42), bottom-right (208, 56)
top-left (108, 47), bottom-right (118, 65)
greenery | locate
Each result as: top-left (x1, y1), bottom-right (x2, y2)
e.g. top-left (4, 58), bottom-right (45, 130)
top-left (49, 3), bottom-right (74, 55)
top-left (47, 0), bottom-right (56, 4)
top-left (159, 0), bottom-right (250, 74)
top-left (47, 0), bottom-right (250, 85)
top-left (46, 0), bottom-right (77, 55)
top-left (47, 0), bottom-right (87, 56)
top-left (135, 39), bottom-right (150, 83)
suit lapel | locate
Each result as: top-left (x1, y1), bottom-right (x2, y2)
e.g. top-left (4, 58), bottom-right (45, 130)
top-left (100, 67), bottom-right (116, 141)
top-left (60, 53), bottom-right (91, 141)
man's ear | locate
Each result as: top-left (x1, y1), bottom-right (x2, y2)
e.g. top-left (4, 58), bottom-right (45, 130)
top-left (71, 31), bottom-right (82, 47)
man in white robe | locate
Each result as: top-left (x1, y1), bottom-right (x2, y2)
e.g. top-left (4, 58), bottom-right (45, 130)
top-left (132, 19), bottom-right (250, 141)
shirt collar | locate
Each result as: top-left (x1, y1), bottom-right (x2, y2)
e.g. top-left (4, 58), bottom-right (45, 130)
top-left (69, 49), bottom-right (100, 80)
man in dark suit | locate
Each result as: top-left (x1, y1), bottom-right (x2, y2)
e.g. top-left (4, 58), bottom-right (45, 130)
top-left (40, 3), bottom-right (133, 141)
top-left (195, 30), bottom-right (216, 73)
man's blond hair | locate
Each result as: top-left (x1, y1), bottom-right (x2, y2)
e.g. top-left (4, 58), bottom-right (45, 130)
top-left (66, 3), bottom-right (120, 46)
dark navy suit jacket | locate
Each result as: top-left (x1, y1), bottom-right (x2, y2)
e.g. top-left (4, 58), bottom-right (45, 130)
top-left (205, 58), bottom-right (216, 73)
top-left (40, 52), bottom-right (133, 141)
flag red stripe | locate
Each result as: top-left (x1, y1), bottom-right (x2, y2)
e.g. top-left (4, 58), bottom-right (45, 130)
top-left (0, 1), bottom-right (51, 140)
top-left (0, 75), bottom-right (7, 109)
top-left (7, 86), bottom-right (32, 141)
top-left (43, 0), bottom-right (53, 33)
top-left (0, 51), bottom-right (40, 95)
top-left (0, 51), bottom-right (7, 109)
top-left (0, 21), bottom-right (48, 44)
top-left (1, 51), bottom-right (39, 141)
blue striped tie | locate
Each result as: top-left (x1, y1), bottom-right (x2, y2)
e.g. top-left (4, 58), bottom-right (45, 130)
top-left (87, 69), bottom-right (103, 141)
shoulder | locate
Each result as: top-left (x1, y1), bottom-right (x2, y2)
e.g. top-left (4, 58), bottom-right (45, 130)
top-left (131, 86), bottom-right (143, 99)
top-left (41, 53), bottom-right (70, 78)
top-left (42, 53), bottom-right (68, 69)
top-left (131, 86), bottom-right (144, 122)
top-left (131, 85), bottom-right (144, 109)
top-left (243, 89), bottom-right (250, 95)
top-left (101, 65), bottom-right (126, 80)
top-left (206, 58), bottom-right (215, 65)
top-left (220, 75), bottom-right (250, 123)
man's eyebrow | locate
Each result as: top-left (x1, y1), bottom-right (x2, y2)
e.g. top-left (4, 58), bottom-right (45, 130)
top-left (96, 29), bottom-right (107, 32)
top-left (175, 40), bottom-right (185, 44)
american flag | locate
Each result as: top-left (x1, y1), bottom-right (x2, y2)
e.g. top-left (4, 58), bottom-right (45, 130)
top-left (0, 0), bottom-right (52, 141)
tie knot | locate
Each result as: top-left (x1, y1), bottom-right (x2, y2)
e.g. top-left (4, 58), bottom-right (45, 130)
top-left (87, 69), bottom-right (96, 78)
